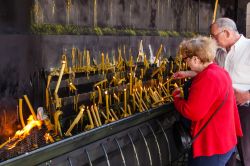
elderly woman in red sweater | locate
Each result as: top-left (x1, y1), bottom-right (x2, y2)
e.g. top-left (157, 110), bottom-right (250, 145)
top-left (173, 36), bottom-right (242, 166)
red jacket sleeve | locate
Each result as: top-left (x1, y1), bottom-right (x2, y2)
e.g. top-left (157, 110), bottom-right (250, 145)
top-left (174, 73), bottom-right (220, 121)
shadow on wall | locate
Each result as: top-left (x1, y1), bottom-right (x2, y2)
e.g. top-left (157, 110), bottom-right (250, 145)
top-left (0, 64), bottom-right (19, 97)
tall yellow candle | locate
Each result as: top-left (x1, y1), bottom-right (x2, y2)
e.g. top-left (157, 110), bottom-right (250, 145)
top-left (123, 45), bottom-right (126, 58)
top-left (23, 95), bottom-right (37, 120)
top-left (90, 105), bottom-right (99, 127)
top-left (139, 88), bottom-right (142, 112)
top-left (94, 104), bottom-right (102, 125)
top-left (19, 99), bottom-right (25, 128)
top-left (86, 106), bottom-right (94, 127)
top-left (212, 0), bottom-right (219, 24)
top-left (182, 62), bottom-right (185, 72)
top-left (140, 69), bottom-right (144, 79)
top-left (135, 89), bottom-right (148, 111)
top-left (101, 53), bottom-right (105, 71)
top-left (65, 106), bottom-right (84, 136)
top-left (144, 87), bottom-right (148, 100)
top-left (160, 83), bottom-right (168, 97)
top-left (167, 78), bottom-right (170, 92)
top-left (113, 93), bottom-right (120, 103)
top-left (124, 89), bottom-right (127, 115)
top-left (106, 53), bottom-right (110, 64)
top-left (54, 60), bottom-right (66, 95)
top-left (129, 73), bottom-right (132, 95)
top-left (109, 94), bottom-right (112, 106)
top-left (170, 61), bottom-right (173, 74)
top-left (132, 93), bottom-right (136, 112)
top-left (113, 53), bottom-right (116, 65)
top-left (72, 47), bottom-right (75, 69)
top-left (46, 75), bottom-right (52, 110)
top-left (149, 88), bottom-right (158, 102)
top-left (96, 86), bottom-right (102, 104)
top-left (127, 105), bottom-right (132, 115)
top-left (87, 51), bottom-right (90, 67)
top-left (105, 91), bottom-right (109, 120)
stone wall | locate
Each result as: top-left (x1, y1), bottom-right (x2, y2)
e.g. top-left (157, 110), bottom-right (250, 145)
top-left (32, 0), bottom-right (233, 33)
top-left (247, 3), bottom-right (250, 37)
top-left (0, 0), bottom-right (32, 33)
top-left (0, 0), bottom-right (240, 34)
top-left (0, 34), bottom-right (182, 105)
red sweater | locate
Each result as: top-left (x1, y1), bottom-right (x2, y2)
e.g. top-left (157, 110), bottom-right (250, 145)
top-left (174, 63), bottom-right (242, 158)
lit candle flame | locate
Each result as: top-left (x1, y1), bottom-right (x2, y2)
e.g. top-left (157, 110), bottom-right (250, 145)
top-left (7, 115), bottom-right (42, 149)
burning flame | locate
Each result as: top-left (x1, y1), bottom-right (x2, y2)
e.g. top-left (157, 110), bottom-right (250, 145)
top-left (44, 133), bottom-right (54, 144)
top-left (6, 115), bottom-right (42, 149)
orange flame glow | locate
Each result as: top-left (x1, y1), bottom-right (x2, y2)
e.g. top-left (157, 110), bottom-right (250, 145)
top-left (7, 115), bottom-right (42, 149)
top-left (44, 133), bottom-right (54, 144)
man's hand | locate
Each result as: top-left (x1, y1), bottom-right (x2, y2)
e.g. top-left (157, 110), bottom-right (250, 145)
top-left (173, 71), bottom-right (197, 79)
top-left (234, 89), bottom-right (250, 105)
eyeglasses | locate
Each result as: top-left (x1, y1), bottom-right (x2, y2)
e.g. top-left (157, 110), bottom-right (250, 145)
top-left (211, 30), bottom-right (225, 38)
top-left (182, 49), bottom-right (193, 61)
top-left (182, 56), bottom-right (191, 61)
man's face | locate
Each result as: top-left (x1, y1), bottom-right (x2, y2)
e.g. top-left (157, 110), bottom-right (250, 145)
top-left (210, 24), bottom-right (228, 48)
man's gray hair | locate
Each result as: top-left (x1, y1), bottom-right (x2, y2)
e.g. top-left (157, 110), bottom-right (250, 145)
top-left (214, 17), bottom-right (238, 32)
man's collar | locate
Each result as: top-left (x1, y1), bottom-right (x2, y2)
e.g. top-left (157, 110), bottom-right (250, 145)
top-left (228, 35), bottom-right (244, 52)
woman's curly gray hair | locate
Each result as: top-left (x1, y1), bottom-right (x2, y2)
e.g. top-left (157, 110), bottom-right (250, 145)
top-left (179, 36), bottom-right (218, 63)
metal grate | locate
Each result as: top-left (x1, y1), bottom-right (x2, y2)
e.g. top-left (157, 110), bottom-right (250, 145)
top-left (37, 113), bottom-right (187, 166)
top-left (0, 128), bottom-right (46, 162)
top-left (1, 104), bottom-right (188, 166)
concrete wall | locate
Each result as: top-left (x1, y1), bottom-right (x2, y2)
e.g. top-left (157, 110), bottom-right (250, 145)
top-left (0, 35), bottom-right (183, 102)
top-left (0, 0), bottom-right (239, 34)
top-left (246, 2), bottom-right (250, 37)
top-left (33, 0), bottom-right (234, 33)
top-left (236, 0), bottom-right (248, 35)
top-left (39, 35), bottom-right (182, 69)
top-left (0, 0), bottom-right (32, 33)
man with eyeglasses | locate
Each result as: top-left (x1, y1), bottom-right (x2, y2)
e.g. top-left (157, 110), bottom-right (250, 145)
top-left (210, 17), bottom-right (250, 166)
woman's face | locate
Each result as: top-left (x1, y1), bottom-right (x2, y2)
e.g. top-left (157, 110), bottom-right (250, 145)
top-left (184, 56), bottom-right (200, 72)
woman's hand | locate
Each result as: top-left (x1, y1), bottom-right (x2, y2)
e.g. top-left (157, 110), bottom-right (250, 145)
top-left (172, 88), bottom-right (181, 98)
top-left (173, 71), bottom-right (197, 79)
